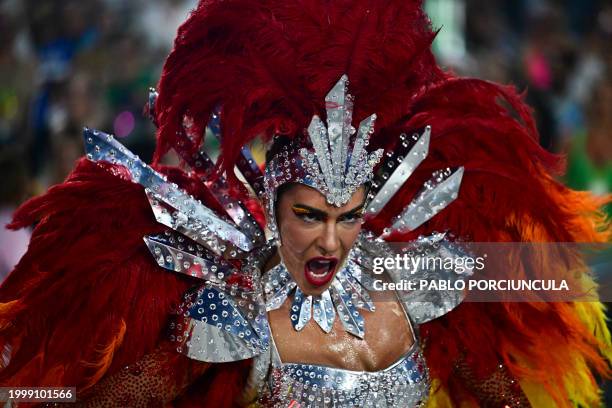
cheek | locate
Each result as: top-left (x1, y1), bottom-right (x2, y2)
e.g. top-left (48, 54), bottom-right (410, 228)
top-left (279, 221), bottom-right (317, 257)
top-left (339, 223), bottom-right (362, 249)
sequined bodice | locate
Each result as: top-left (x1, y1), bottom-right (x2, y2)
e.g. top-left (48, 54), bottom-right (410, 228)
top-left (258, 335), bottom-right (430, 407)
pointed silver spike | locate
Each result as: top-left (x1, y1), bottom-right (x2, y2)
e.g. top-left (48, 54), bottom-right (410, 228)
top-left (325, 74), bottom-right (351, 189)
top-left (385, 166), bottom-right (464, 236)
top-left (291, 288), bottom-right (312, 331)
top-left (83, 127), bottom-right (254, 255)
top-left (265, 264), bottom-right (296, 311)
top-left (144, 233), bottom-right (235, 283)
top-left (342, 267), bottom-right (375, 312)
top-left (265, 281), bottom-right (296, 312)
top-left (313, 290), bottom-right (335, 333)
top-left (331, 279), bottom-right (365, 339)
top-left (307, 115), bottom-right (333, 185)
top-left (346, 113), bottom-right (377, 186)
top-left (367, 126), bottom-right (431, 215)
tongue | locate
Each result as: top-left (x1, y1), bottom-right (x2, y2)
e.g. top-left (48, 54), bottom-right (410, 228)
top-left (308, 260), bottom-right (330, 275)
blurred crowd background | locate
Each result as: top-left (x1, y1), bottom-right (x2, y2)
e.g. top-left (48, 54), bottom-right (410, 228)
top-left (0, 0), bottom-right (611, 277)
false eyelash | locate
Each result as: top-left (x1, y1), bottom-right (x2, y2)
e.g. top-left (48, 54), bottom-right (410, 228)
top-left (338, 213), bottom-right (363, 223)
top-left (295, 212), bottom-right (325, 223)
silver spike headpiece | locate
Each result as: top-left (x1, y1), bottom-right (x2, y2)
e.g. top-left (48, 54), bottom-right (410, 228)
top-left (263, 75), bottom-right (384, 238)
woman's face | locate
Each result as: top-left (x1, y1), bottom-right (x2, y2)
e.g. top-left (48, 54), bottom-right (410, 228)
top-left (275, 184), bottom-right (365, 295)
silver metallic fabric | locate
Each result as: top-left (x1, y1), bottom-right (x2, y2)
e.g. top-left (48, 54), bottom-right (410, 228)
top-left (83, 127), bottom-right (255, 257)
top-left (378, 232), bottom-right (472, 325)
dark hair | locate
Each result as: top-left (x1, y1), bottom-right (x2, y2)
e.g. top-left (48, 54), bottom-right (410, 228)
top-left (274, 182), bottom-right (298, 226)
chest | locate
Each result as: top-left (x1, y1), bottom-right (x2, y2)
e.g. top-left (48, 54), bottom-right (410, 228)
top-left (267, 293), bottom-right (415, 371)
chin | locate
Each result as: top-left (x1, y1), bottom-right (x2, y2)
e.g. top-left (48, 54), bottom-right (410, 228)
top-left (300, 279), bottom-right (336, 296)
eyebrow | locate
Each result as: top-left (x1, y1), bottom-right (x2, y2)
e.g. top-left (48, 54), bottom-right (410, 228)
top-left (291, 203), bottom-right (364, 218)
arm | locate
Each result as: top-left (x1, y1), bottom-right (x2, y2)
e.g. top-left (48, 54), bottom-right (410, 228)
top-left (76, 347), bottom-right (210, 407)
top-left (453, 359), bottom-right (531, 408)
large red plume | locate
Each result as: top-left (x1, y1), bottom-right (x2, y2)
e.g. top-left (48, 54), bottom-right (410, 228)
top-left (154, 0), bottom-right (444, 182)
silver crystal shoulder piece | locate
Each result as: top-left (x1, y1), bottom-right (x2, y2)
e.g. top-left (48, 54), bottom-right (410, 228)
top-left (374, 232), bottom-right (472, 325)
top-left (83, 126), bottom-right (274, 363)
top-left (165, 243), bottom-right (276, 363)
top-left (83, 127), bottom-right (256, 259)
top-left (171, 282), bottom-right (271, 363)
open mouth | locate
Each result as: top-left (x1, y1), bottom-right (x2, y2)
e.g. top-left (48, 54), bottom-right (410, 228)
top-left (304, 257), bottom-right (338, 287)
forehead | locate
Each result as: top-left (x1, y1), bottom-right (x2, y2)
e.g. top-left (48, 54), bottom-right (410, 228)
top-left (279, 184), bottom-right (365, 213)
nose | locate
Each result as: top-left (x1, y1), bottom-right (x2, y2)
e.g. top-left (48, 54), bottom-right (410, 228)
top-left (317, 221), bottom-right (340, 255)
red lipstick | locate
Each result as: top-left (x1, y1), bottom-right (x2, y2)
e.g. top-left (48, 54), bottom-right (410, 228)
top-left (304, 257), bottom-right (338, 287)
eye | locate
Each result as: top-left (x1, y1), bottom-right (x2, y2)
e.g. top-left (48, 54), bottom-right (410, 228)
top-left (296, 212), bottom-right (321, 224)
top-left (338, 213), bottom-right (363, 225)
top-left (291, 207), bottom-right (325, 224)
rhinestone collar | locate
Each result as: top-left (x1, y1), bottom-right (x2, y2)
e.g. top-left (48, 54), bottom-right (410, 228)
top-left (263, 257), bottom-right (375, 339)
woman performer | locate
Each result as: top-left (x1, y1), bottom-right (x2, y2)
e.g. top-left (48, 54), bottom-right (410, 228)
top-left (0, 0), bottom-right (609, 406)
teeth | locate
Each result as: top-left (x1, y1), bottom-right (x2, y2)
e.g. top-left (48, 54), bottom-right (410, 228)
top-left (311, 271), bottom-right (327, 277)
top-left (307, 259), bottom-right (334, 277)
